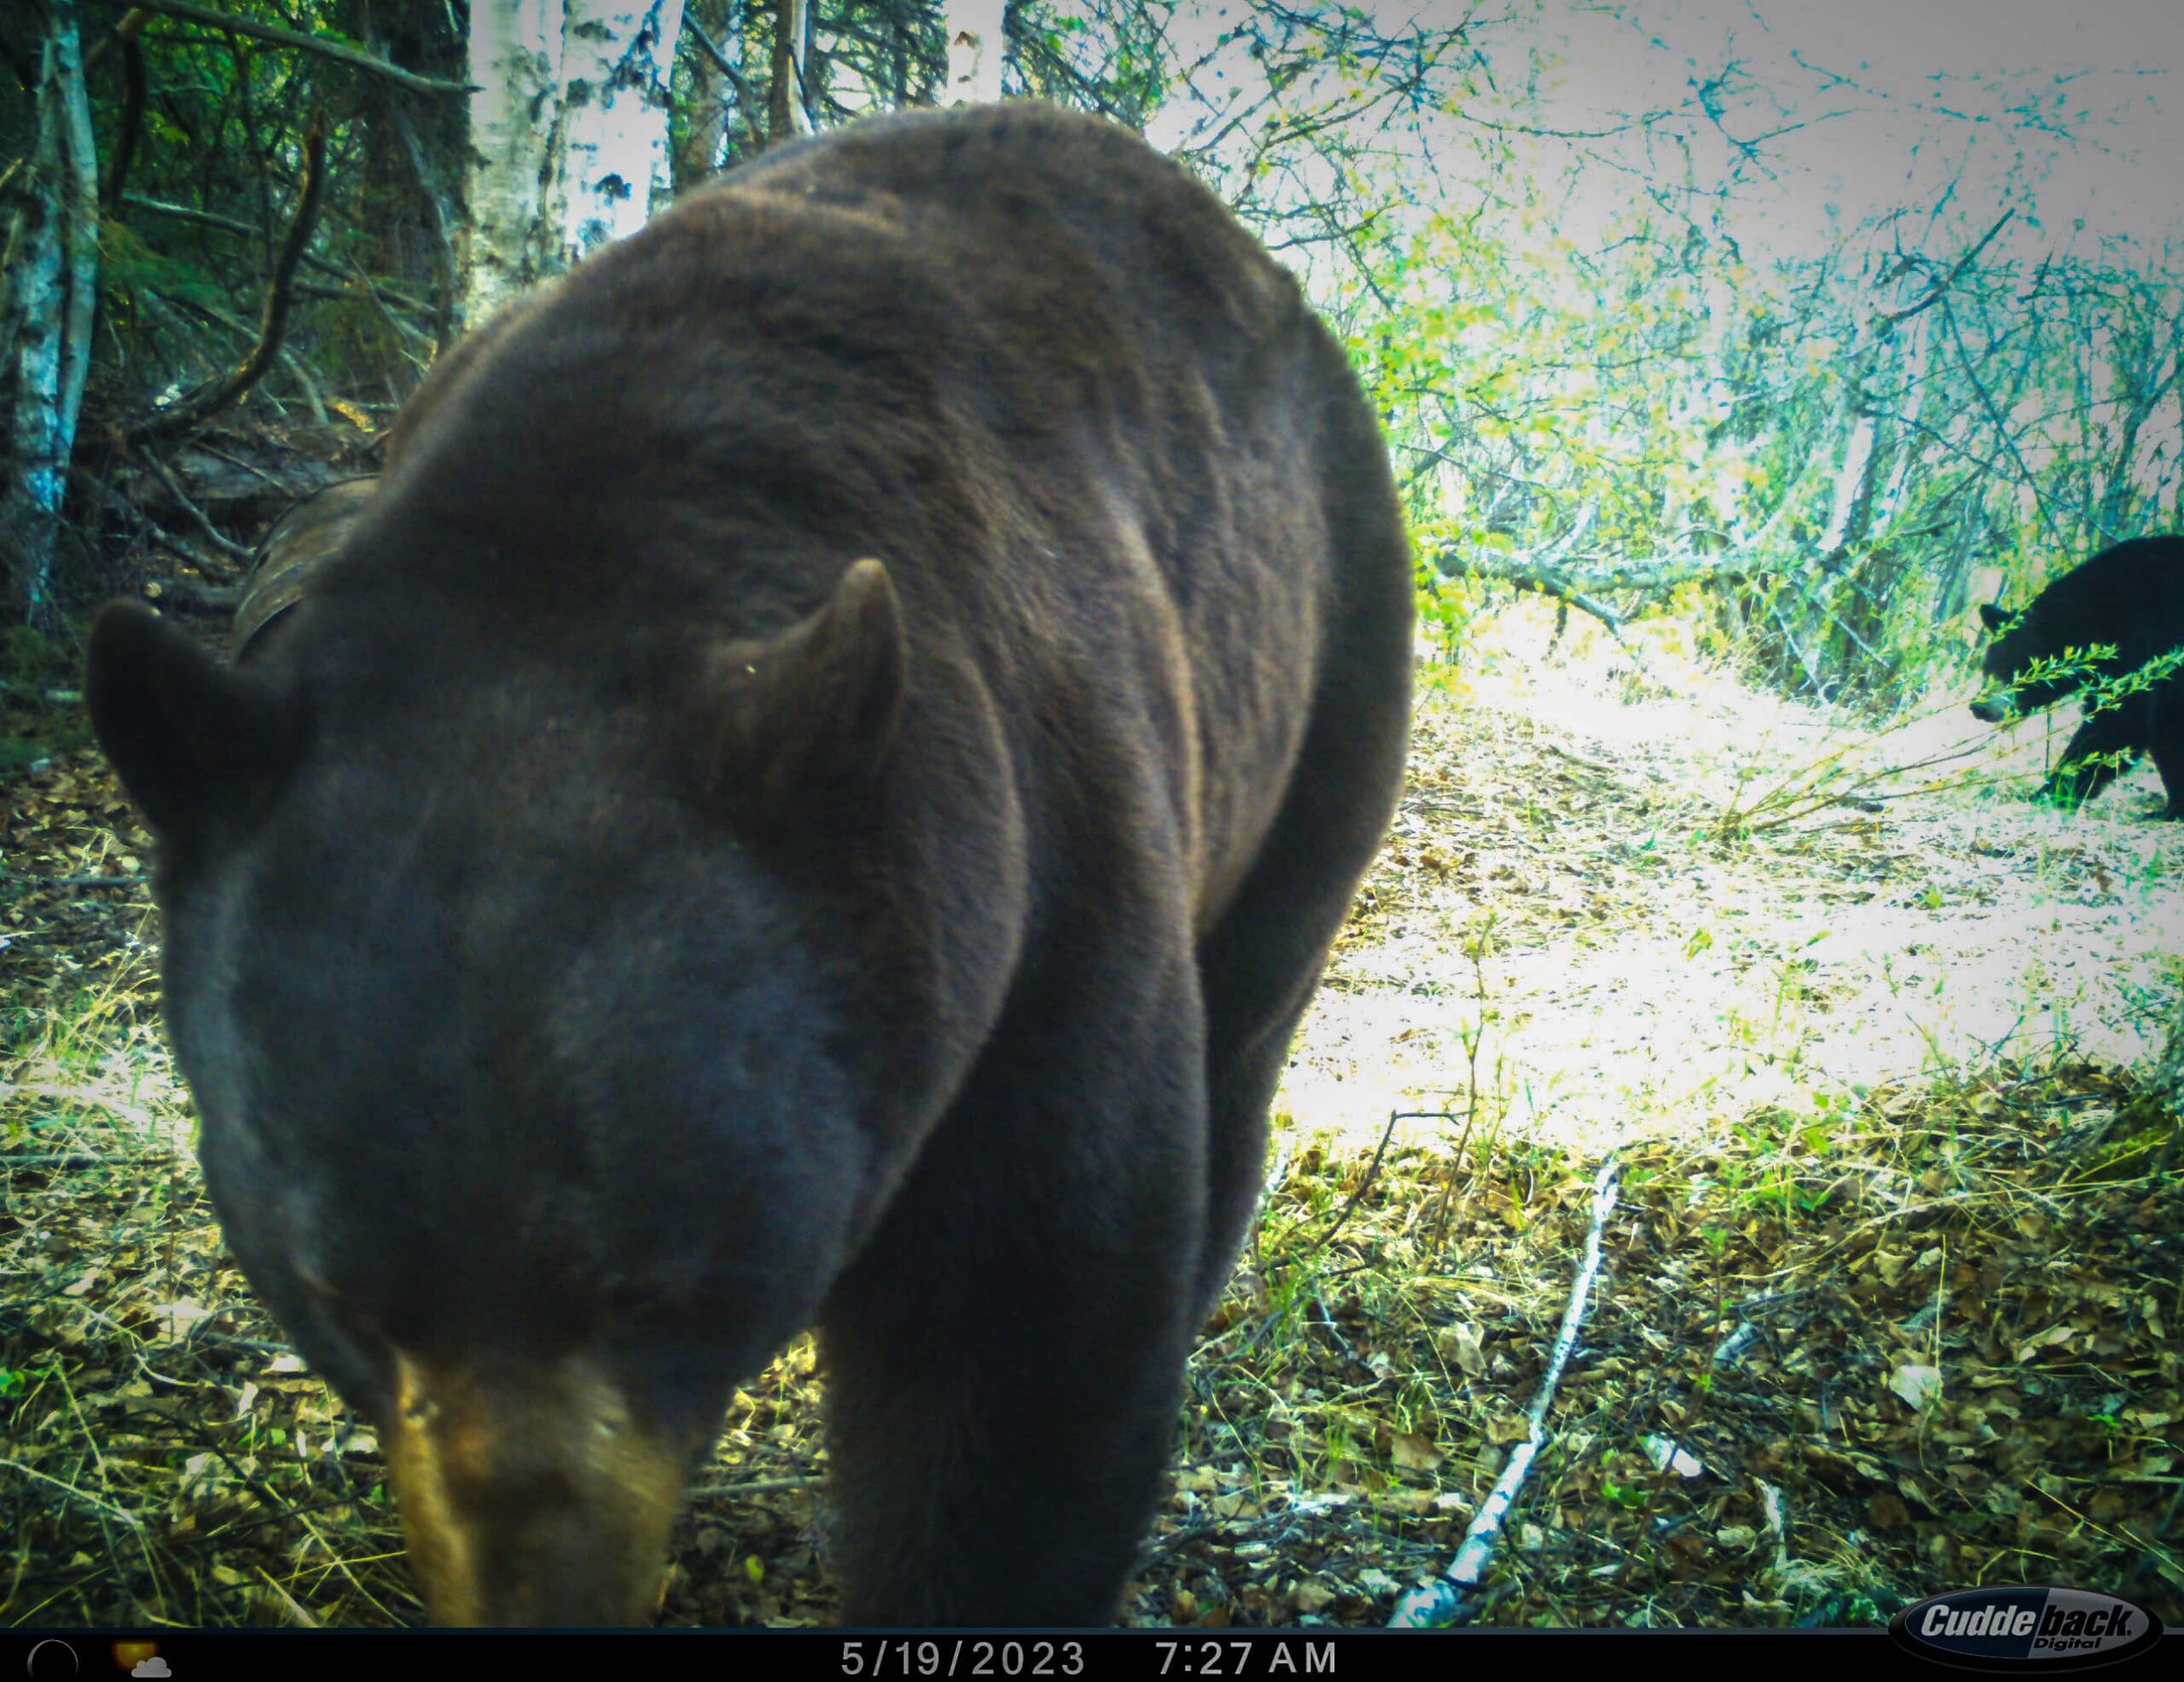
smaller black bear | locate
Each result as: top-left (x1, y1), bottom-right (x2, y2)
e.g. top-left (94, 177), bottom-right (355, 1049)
top-left (1971, 534), bottom-right (2184, 818)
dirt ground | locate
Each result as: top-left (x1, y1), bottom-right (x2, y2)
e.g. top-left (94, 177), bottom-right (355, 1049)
top-left (3, 600), bottom-right (2180, 1628)
top-left (1300, 604), bottom-right (2182, 1158)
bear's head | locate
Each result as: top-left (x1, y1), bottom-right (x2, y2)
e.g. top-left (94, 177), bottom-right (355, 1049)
top-left (1971, 597), bottom-right (2104, 723)
top-left (84, 560), bottom-right (907, 1623)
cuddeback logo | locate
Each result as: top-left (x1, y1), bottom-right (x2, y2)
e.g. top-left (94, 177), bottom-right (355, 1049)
top-left (1890, 1586), bottom-right (2164, 1671)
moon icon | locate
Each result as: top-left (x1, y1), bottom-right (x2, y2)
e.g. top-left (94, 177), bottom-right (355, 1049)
top-left (24, 1642), bottom-right (79, 1678)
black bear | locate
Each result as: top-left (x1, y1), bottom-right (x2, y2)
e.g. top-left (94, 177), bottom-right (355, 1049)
top-left (84, 105), bottom-right (1414, 1626)
top-left (1972, 534), bottom-right (2184, 818)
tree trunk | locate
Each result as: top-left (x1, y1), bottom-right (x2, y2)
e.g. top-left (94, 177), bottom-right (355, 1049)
top-left (556, 0), bottom-right (687, 261)
top-left (462, 0), bottom-right (567, 328)
top-left (350, 0), bottom-right (464, 354)
top-left (462, 1), bottom-right (685, 328)
top-left (944, 0), bottom-right (1006, 105)
top-left (3, 0), bottom-right (98, 629)
top-left (766, 0), bottom-right (814, 144)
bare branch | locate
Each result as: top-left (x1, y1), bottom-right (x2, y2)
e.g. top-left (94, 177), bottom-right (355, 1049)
top-left (122, 0), bottom-right (471, 95)
top-left (1873, 208), bottom-right (2015, 330)
top-left (128, 120), bottom-right (328, 441)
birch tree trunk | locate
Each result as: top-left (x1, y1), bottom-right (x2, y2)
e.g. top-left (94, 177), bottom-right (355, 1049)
top-left (556, 0), bottom-right (686, 261)
top-left (3, 0), bottom-right (99, 629)
top-left (944, 0), bottom-right (1006, 106)
top-left (462, 0), bottom-right (567, 328)
top-left (461, 0), bottom-right (685, 329)
top-left (767, 0), bottom-right (816, 143)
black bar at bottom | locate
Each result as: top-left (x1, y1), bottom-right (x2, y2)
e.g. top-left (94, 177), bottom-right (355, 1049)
top-left (17, 1625), bottom-right (2114, 1682)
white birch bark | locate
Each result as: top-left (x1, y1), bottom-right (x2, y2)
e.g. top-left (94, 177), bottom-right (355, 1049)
top-left (944, 0), bottom-right (1007, 106)
top-left (3, 0), bottom-right (98, 627)
top-left (462, 1), bottom-right (688, 326)
top-left (462, 0), bottom-right (566, 328)
top-left (557, 0), bottom-right (687, 262)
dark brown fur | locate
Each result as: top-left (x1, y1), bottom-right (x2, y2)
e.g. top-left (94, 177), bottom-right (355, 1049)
top-left (86, 104), bottom-right (1414, 1626)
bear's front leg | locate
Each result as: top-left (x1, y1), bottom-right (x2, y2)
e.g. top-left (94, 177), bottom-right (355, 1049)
top-left (819, 952), bottom-right (1208, 1627)
top-left (2046, 706), bottom-right (2141, 809)
top-left (2147, 682), bottom-right (2183, 818)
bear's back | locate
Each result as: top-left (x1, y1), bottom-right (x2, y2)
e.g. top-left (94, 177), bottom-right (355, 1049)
top-left (2030, 535), bottom-right (2184, 669)
top-left (720, 105), bottom-right (1301, 354)
top-left (319, 106), bottom-right (1393, 914)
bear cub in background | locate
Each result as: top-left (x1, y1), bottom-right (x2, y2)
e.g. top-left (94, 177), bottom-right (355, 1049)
top-left (1972, 534), bottom-right (2184, 818)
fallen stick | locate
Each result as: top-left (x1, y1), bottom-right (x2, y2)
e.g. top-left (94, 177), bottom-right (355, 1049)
top-left (1388, 1150), bottom-right (1623, 1628)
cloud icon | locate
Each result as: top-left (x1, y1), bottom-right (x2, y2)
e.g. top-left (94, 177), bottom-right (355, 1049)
top-left (132, 1662), bottom-right (171, 1679)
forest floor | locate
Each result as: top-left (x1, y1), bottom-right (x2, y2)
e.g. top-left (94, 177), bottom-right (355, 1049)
top-left (3, 598), bottom-right (2180, 1630)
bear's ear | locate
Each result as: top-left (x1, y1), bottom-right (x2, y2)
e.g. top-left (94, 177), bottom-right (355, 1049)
top-left (1978, 601), bottom-right (2010, 633)
top-left (706, 559), bottom-right (905, 810)
top-left (86, 600), bottom-right (300, 845)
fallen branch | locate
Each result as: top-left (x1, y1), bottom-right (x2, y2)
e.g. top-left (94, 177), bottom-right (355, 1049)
top-left (688, 1473), bottom-right (826, 1498)
top-left (74, 470), bottom-right (244, 592)
top-left (1434, 547), bottom-right (1770, 594)
top-left (136, 449), bottom-right (252, 561)
top-left (127, 121), bottom-right (326, 442)
top-left (153, 577), bottom-right (244, 613)
top-left (1431, 544), bottom-right (1684, 691)
top-left (1390, 1151), bottom-right (1623, 1628)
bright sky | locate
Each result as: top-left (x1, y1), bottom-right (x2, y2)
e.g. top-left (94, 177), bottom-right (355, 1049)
top-left (1548, 0), bottom-right (2184, 255)
top-left (1157, 1), bottom-right (2184, 266)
